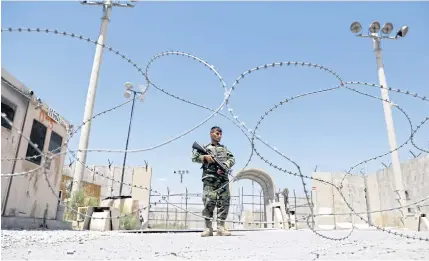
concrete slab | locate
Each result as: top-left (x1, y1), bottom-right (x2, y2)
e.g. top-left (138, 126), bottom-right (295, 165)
top-left (2, 229), bottom-right (429, 260)
top-left (119, 228), bottom-right (281, 233)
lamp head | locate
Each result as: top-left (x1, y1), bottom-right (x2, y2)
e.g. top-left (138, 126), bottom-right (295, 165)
top-left (381, 22), bottom-right (394, 35)
top-left (124, 90), bottom-right (132, 99)
top-left (396, 25), bottom-right (409, 38)
top-left (124, 82), bottom-right (133, 89)
top-left (350, 21), bottom-right (362, 34)
top-left (138, 85), bottom-right (148, 102)
top-left (369, 21), bottom-right (381, 34)
top-left (139, 84), bottom-right (148, 94)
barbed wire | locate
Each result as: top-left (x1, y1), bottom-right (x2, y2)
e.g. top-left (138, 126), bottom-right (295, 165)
top-left (0, 27), bottom-right (259, 226)
top-left (1, 27), bottom-right (428, 245)
top-left (221, 58), bottom-right (428, 240)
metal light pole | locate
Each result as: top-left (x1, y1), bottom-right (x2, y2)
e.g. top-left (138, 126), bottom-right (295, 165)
top-left (72, 0), bottom-right (135, 195)
top-left (118, 82), bottom-right (147, 197)
top-left (350, 21), bottom-right (409, 227)
top-left (173, 169), bottom-right (189, 183)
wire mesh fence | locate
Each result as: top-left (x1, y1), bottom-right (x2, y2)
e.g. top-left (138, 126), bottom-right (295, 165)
top-left (148, 186), bottom-right (313, 230)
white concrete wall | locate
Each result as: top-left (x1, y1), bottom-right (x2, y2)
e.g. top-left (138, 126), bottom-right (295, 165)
top-left (63, 164), bottom-right (152, 222)
top-left (365, 174), bottom-right (382, 226)
top-left (374, 155), bottom-right (429, 227)
top-left (311, 155), bottom-right (429, 230)
top-left (311, 172), bottom-right (336, 229)
top-left (62, 165), bottom-right (151, 199)
top-left (132, 166), bottom-right (152, 223)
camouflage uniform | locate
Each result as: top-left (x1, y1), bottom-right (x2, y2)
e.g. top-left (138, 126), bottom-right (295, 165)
top-left (192, 143), bottom-right (235, 236)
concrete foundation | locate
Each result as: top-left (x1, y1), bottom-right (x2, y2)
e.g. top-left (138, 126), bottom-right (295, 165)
top-left (1, 216), bottom-right (72, 230)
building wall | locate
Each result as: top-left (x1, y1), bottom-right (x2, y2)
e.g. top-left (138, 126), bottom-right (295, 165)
top-left (311, 172), bottom-right (336, 228)
top-left (311, 155), bottom-right (429, 229)
top-left (374, 155), bottom-right (429, 227)
top-left (365, 173), bottom-right (382, 226)
top-left (1, 79), bottom-right (29, 202)
top-left (62, 165), bottom-right (152, 199)
top-left (62, 164), bottom-right (153, 221)
top-left (1, 68), bottom-right (71, 220)
top-left (132, 166), bottom-right (153, 223)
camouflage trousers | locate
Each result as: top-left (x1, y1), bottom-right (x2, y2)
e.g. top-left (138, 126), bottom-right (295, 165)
top-left (202, 176), bottom-right (230, 221)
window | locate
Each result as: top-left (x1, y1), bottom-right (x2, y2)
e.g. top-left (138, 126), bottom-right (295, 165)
top-left (25, 119), bottom-right (47, 165)
top-left (48, 131), bottom-right (63, 154)
top-left (1, 100), bottom-right (16, 130)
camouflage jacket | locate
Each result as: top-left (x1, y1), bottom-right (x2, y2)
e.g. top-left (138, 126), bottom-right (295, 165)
top-left (191, 143), bottom-right (235, 180)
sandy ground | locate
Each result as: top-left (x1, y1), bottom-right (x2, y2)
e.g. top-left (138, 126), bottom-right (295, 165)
top-left (2, 229), bottom-right (429, 260)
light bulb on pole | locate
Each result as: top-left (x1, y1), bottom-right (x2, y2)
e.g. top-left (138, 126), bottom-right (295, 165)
top-left (349, 20), bottom-right (409, 227)
top-left (72, 0), bottom-right (134, 197)
top-left (124, 90), bottom-right (132, 99)
top-left (118, 81), bottom-right (147, 196)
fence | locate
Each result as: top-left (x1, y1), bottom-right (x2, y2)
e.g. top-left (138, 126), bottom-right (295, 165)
top-left (148, 189), bottom-right (241, 229)
top-left (148, 186), bottom-right (313, 230)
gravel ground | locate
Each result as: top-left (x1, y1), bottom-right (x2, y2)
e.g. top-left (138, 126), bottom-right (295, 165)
top-left (2, 229), bottom-right (429, 260)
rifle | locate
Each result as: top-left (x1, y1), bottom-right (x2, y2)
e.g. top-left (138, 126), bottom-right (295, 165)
top-left (192, 141), bottom-right (230, 174)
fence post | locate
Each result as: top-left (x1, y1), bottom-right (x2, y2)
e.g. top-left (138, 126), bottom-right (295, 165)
top-left (166, 187), bottom-right (170, 229)
top-left (259, 190), bottom-right (262, 228)
top-left (293, 189), bottom-right (297, 230)
top-left (252, 181), bottom-right (254, 228)
top-left (185, 187), bottom-right (188, 229)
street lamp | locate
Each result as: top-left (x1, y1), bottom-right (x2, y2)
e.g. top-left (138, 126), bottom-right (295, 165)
top-left (350, 21), bottom-right (408, 227)
top-left (118, 82), bottom-right (147, 197)
top-left (72, 0), bottom-right (134, 196)
top-left (173, 169), bottom-right (189, 183)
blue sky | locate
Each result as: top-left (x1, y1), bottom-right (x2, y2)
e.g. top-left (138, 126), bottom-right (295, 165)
top-left (2, 1), bottom-right (428, 203)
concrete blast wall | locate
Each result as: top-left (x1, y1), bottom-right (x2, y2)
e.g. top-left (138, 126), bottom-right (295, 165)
top-left (311, 155), bottom-right (429, 230)
top-left (62, 165), bottom-right (152, 223)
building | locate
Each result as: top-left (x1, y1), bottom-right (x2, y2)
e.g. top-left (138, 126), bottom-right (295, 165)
top-left (1, 68), bottom-right (72, 225)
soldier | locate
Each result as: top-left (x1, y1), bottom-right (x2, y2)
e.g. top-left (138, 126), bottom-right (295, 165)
top-left (192, 126), bottom-right (235, 237)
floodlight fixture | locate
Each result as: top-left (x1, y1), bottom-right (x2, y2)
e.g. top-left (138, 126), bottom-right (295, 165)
top-left (369, 21), bottom-right (381, 34)
top-left (124, 90), bottom-right (132, 99)
top-left (350, 21), bottom-right (362, 34)
top-left (381, 22), bottom-right (394, 34)
top-left (139, 84), bottom-right (148, 94)
top-left (124, 82), bottom-right (133, 89)
top-left (396, 25), bottom-right (409, 38)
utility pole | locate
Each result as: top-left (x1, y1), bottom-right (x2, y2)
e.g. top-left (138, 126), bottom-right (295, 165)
top-left (72, 0), bottom-right (134, 195)
top-left (350, 21), bottom-right (409, 227)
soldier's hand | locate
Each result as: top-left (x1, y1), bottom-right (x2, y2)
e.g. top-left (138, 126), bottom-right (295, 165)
top-left (202, 155), bottom-right (214, 163)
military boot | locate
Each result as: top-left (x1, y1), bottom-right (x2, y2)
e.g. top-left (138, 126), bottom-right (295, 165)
top-left (201, 220), bottom-right (213, 237)
top-left (216, 221), bottom-right (231, 236)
